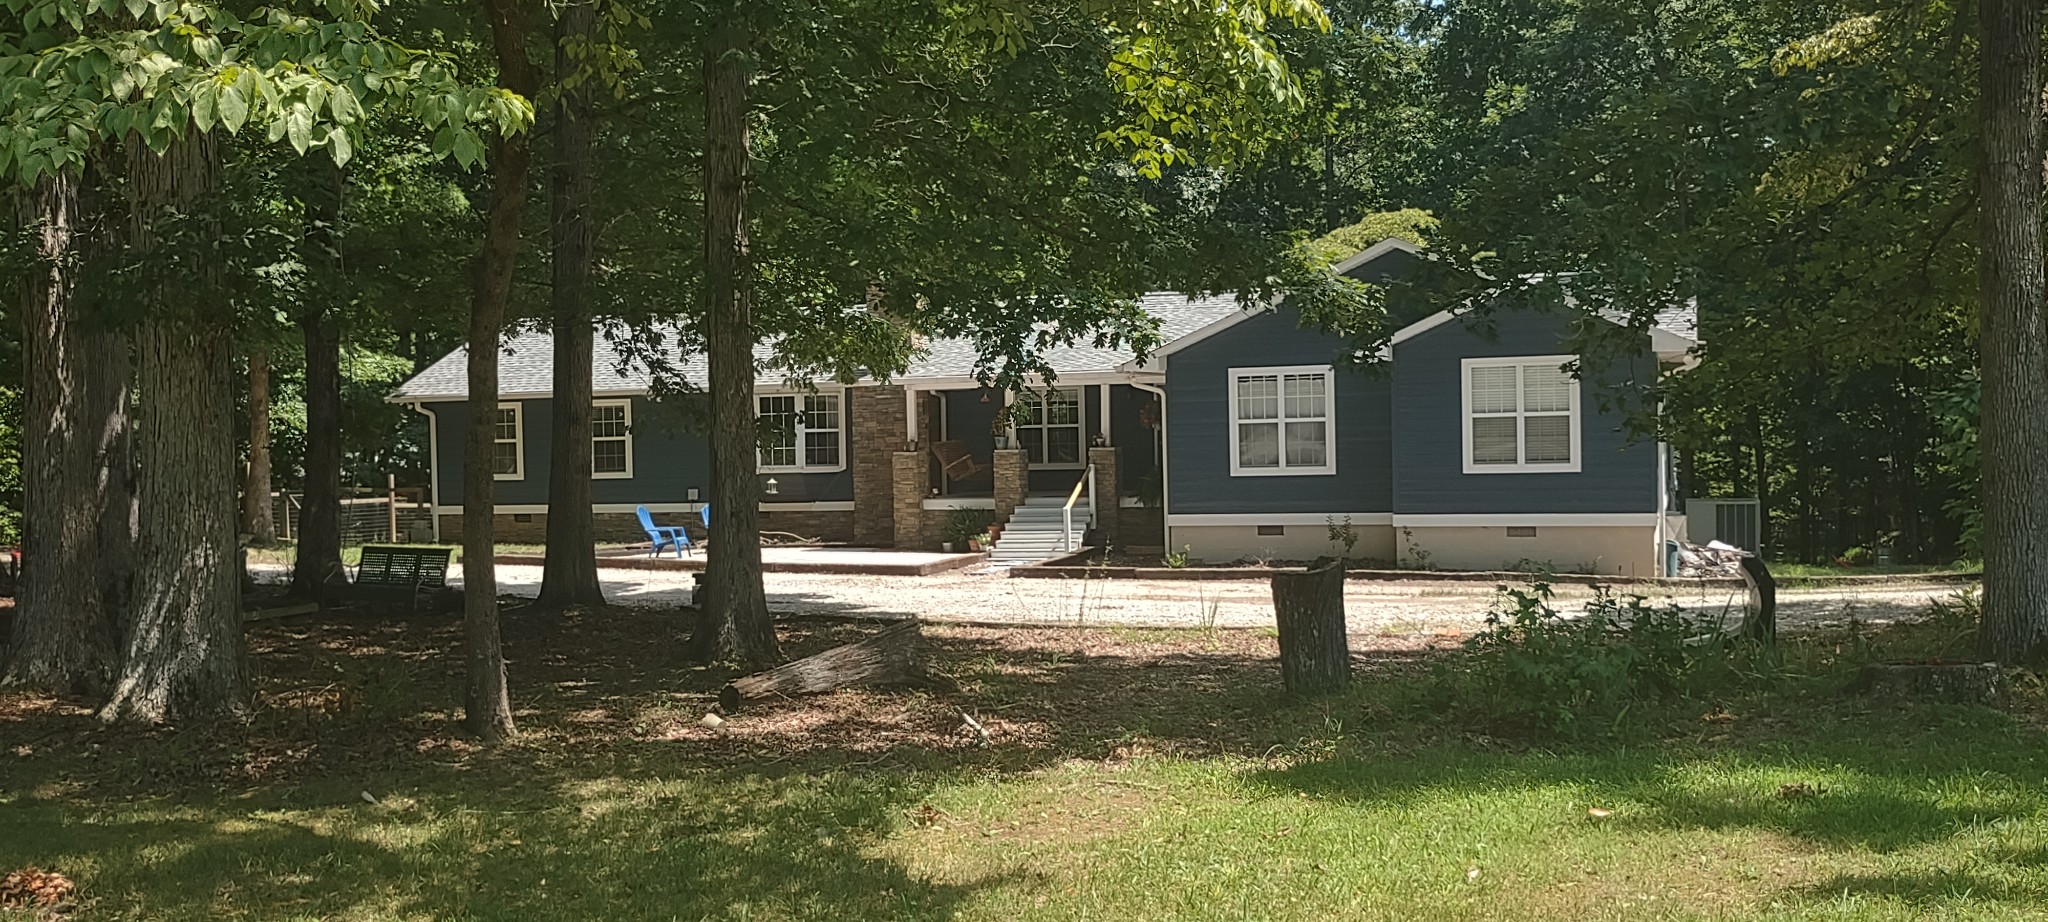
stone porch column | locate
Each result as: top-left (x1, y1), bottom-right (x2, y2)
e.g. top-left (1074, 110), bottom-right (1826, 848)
top-left (853, 385), bottom-right (907, 546)
top-left (1088, 445), bottom-right (1120, 546)
top-left (992, 448), bottom-right (1028, 521)
top-left (892, 451), bottom-right (929, 549)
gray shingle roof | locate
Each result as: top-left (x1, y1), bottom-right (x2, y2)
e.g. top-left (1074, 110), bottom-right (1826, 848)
top-left (390, 292), bottom-right (1249, 401)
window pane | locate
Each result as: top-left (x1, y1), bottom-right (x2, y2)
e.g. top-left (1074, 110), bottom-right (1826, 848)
top-left (593, 439), bottom-right (628, 474)
top-left (1282, 374), bottom-right (1326, 419)
top-left (1284, 421), bottom-right (1327, 467)
top-left (1522, 365), bottom-right (1573, 413)
top-left (1238, 422), bottom-right (1279, 468)
top-left (1047, 427), bottom-right (1081, 464)
top-left (805, 394), bottom-right (840, 431)
top-left (1018, 427), bottom-right (1046, 465)
top-left (1523, 414), bottom-right (1573, 463)
top-left (493, 408), bottom-right (519, 441)
top-left (1237, 375), bottom-right (1279, 420)
top-left (804, 430), bottom-right (840, 467)
top-left (592, 404), bottom-right (628, 438)
top-left (1471, 417), bottom-right (1519, 465)
top-left (1469, 366), bottom-right (1519, 414)
top-left (760, 445), bottom-right (796, 468)
top-left (1043, 390), bottom-right (1081, 425)
top-left (491, 440), bottom-right (520, 475)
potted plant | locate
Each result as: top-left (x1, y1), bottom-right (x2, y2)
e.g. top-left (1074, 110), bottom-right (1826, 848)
top-left (943, 508), bottom-right (994, 553)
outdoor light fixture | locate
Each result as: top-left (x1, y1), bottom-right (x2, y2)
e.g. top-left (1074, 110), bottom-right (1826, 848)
top-left (764, 477), bottom-right (780, 495)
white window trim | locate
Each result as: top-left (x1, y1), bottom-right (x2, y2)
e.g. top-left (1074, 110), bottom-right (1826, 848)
top-left (757, 388), bottom-right (847, 473)
top-left (591, 398), bottom-right (634, 480)
top-left (492, 402), bottom-right (525, 481)
top-left (1461, 354), bottom-right (1583, 475)
top-left (1227, 364), bottom-right (1337, 477)
top-left (1013, 387), bottom-right (1087, 470)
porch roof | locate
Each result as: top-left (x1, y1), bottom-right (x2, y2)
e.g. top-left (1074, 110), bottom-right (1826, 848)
top-left (389, 292), bottom-right (1247, 402)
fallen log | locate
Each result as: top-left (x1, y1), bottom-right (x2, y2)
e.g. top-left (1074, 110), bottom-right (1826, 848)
top-left (719, 619), bottom-right (925, 711)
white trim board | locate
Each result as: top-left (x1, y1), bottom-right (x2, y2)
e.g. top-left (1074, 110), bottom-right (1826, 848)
top-left (1168, 513), bottom-right (1393, 527)
top-left (1329, 236), bottom-right (1422, 277)
top-left (437, 501), bottom-right (854, 515)
top-left (1391, 514), bottom-right (1658, 528)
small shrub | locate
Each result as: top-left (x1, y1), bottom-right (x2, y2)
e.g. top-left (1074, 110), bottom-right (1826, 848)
top-left (1840, 546), bottom-right (1874, 567)
top-left (1443, 580), bottom-right (1730, 737)
top-left (1326, 515), bottom-right (1360, 559)
top-left (1163, 544), bottom-right (1191, 568)
top-left (943, 509), bottom-right (994, 546)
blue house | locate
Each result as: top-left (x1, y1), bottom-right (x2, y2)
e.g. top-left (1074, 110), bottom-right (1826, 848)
top-left (390, 238), bottom-right (1700, 575)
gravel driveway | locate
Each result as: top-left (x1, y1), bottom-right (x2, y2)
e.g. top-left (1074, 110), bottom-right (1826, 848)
top-left (441, 564), bottom-right (1956, 636)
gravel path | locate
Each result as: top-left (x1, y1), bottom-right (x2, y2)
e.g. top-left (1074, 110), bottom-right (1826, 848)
top-left (435, 564), bottom-right (1956, 636)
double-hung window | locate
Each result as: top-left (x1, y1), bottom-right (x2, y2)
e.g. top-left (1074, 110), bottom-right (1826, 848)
top-left (1229, 366), bottom-right (1335, 476)
top-left (758, 391), bottom-right (844, 471)
top-left (591, 400), bottom-right (633, 478)
top-left (1462, 355), bottom-right (1581, 473)
top-left (1015, 388), bottom-right (1083, 467)
top-left (491, 404), bottom-right (524, 480)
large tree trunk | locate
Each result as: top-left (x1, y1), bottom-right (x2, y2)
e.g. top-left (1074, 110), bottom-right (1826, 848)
top-left (291, 159), bottom-right (345, 598)
top-left (694, 7), bottom-right (780, 668)
top-left (2, 170), bottom-right (131, 696)
top-left (463, 0), bottom-right (542, 742)
top-left (538, 0), bottom-right (606, 609)
top-left (241, 345), bottom-right (275, 543)
top-left (102, 132), bottom-right (246, 724)
top-left (1976, 0), bottom-right (2048, 664)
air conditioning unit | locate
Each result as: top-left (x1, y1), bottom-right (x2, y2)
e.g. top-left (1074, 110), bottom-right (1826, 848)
top-left (1686, 498), bottom-right (1761, 553)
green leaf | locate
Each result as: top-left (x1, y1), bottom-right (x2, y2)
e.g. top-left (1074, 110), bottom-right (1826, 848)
top-left (218, 84), bottom-right (249, 133)
top-left (286, 104), bottom-right (312, 155)
top-left (326, 126), bottom-right (351, 167)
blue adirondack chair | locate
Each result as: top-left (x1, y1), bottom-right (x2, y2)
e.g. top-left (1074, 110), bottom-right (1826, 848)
top-left (636, 506), bottom-right (693, 558)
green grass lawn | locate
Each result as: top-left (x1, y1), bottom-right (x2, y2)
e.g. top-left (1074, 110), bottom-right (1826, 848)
top-left (3, 604), bottom-right (2043, 920)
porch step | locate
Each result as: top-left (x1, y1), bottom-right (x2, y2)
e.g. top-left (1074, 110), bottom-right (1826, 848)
top-left (990, 505), bottom-right (1092, 565)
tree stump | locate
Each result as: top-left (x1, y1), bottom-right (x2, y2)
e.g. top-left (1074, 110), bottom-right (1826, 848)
top-left (1271, 557), bottom-right (1350, 694)
top-left (1853, 661), bottom-right (2004, 706)
top-left (720, 619), bottom-right (925, 711)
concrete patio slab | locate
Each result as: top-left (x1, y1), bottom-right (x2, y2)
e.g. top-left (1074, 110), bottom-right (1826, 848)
top-left (496, 545), bottom-right (986, 576)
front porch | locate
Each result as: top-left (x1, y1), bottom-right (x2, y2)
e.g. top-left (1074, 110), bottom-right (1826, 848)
top-left (862, 381), bottom-right (1163, 554)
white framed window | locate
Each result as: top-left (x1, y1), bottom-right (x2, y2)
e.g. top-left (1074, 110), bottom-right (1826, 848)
top-left (1229, 365), bottom-right (1335, 476)
top-left (491, 403), bottom-right (524, 481)
top-left (1014, 387), bottom-right (1084, 468)
top-left (758, 390), bottom-right (844, 472)
top-left (591, 399), bottom-right (633, 479)
top-left (1462, 355), bottom-right (1582, 474)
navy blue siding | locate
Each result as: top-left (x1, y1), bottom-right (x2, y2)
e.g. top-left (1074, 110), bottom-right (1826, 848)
top-left (1390, 310), bottom-right (1657, 514)
top-left (1163, 306), bottom-right (1394, 515)
top-left (423, 396), bottom-right (724, 506)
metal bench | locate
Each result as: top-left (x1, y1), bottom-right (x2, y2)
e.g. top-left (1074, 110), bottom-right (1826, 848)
top-left (345, 545), bottom-right (455, 614)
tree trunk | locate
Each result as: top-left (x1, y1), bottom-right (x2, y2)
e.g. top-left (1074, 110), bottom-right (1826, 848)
top-left (1976, 0), bottom-right (2048, 664)
top-left (2, 170), bottom-right (131, 696)
top-left (1271, 557), bottom-right (1349, 694)
top-left (241, 345), bottom-right (275, 543)
top-left (694, 7), bottom-right (780, 668)
top-left (463, 0), bottom-right (542, 742)
top-left (102, 132), bottom-right (246, 725)
top-left (538, 0), bottom-right (606, 609)
top-left (291, 159), bottom-right (345, 598)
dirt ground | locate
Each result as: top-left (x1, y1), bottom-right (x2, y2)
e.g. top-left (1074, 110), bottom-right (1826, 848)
top-left (445, 564), bottom-right (1958, 636)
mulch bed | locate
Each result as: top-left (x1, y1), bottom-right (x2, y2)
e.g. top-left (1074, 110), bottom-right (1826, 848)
top-left (1, 601), bottom-right (1444, 795)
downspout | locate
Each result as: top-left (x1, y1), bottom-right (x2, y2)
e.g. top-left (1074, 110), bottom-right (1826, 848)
top-left (1132, 379), bottom-right (1169, 549)
top-left (409, 402), bottom-right (442, 543)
